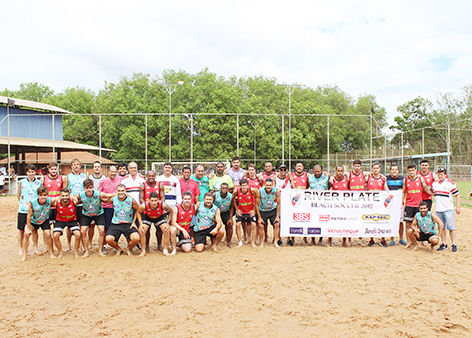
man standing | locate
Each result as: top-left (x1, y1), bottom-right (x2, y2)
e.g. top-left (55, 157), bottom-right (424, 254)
top-left (17, 164), bottom-right (42, 255)
top-left (330, 165), bottom-right (350, 247)
top-left (226, 156), bottom-right (246, 190)
top-left (232, 179), bottom-right (259, 247)
top-left (156, 162), bottom-right (182, 209)
top-left (209, 162), bottom-right (233, 192)
top-left (52, 188), bottom-right (82, 258)
top-left (347, 159), bottom-right (367, 246)
top-left (246, 164), bottom-right (261, 190)
top-left (365, 162), bottom-right (389, 247)
top-left (106, 184), bottom-right (141, 256)
top-left (21, 186), bottom-right (53, 261)
top-left (275, 164), bottom-right (294, 246)
top-left (194, 192), bottom-right (225, 252)
top-left (255, 178), bottom-right (281, 248)
top-left (432, 168), bottom-right (460, 252)
top-left (139, 170), bottom-right (165, 204)
top-left (258, 162), bottom-right (277, 185)
top-left (418, 159), bottom-right (437, 210)
top-left (179, 166), bottom-right (200, 204)
top-left (136, 192), bottom-right (173, 257)
top-left (403, 163), bottom-right (433, 247)
top-left (386, 164), bottom-right (406, 246)
top-left (117, 162), bottom-right (128, 178)
top-left (171, 191), bottom-right (195, 254)
top-left (121, 162), bottom-right (146, 204)
top-left (292, 161), bottom-right (308, 189)
top-left (407, 201), bottom-right (443, 252)
top-left (98, 166), bottom-right (122, 254)
top-left (190, 164), bottom-right (210, 202)
top-left (89, 161), bottom-right (106, 190)
top-left (214, 183), bottom-right (233, 247)
top-left (0, 169), bottom-right (5, 195)
top-left (67, 158), bottom-right (86, 250)
top-left (308, 164), bottom-right (331, 245)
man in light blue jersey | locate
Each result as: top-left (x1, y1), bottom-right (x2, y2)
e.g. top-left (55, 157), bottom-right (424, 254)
top-left (255, 178), bottom-right (281, 248)
top-left (213, 183), bottom-right (233, 247)
top-left (194, 192), bottom-right (224, 252)
top-left (67, 158), bottom-right (86, 251)
top-left (190, 164), bottom-right (210, 202)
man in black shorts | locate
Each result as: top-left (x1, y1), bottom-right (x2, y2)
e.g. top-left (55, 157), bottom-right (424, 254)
top-left (52, 188), bottom-right (82, 258)
top-left (213, 183), bottom-right (234, 247)
top-left (231, 179), bottom-right (258, 247)
top-left (171, 191), bottom-right (195, 254)
top-left (255, 178), bottom-right (281, 248)
top-left (407, 201), bottom-right (443, 251)
top-left (194, 192), bottom-right (225, 253)
top-left (136, 192), bottom-right (173, 257)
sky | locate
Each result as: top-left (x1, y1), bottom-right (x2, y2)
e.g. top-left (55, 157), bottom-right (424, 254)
top-left (1, 0), bottom-right (471, 127)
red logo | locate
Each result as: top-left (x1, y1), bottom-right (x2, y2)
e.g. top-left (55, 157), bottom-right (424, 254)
top-left (293, 213), bottom-right (310, 221)
top-left (319, 215), bottom-right (330, 222)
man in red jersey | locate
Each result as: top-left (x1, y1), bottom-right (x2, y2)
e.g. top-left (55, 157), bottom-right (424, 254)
top-left (402, 163), bottom-right (433, 247)
top-left (246, 164), bottom-right (262, 190)
top-left (231, 179), bottom-right (260, 247)
top-left (365, 162), bottom-right (389, 247)
top-left (347, 159), bottom-right (370, 246)
top-left (418, 159), bottom-right (437, 210)
top-left (179, 166), bottom-right (200, 204)
top-left (258, 162), bottom-right (277, 185)
top-left (171, 191), bottom-right (195, 253)
top-left (41, 162), bottom-right (67, 253)
top-left (330, 165), bottom-right (350, 247)
top-left (136, 192), bottom-right (173, 257)
top-left (292, 161), bottom-right (308, 189)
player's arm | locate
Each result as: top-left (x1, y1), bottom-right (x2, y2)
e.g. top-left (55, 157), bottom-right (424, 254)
top-left (383, 178), bottom-right (389, 190)
top-left (431, 213), bottom-right (444, 237)
top-left (411, 214), bottom-right (420, 232)
top-left (158, 182), bottom-right (165, 201)
top-left (99, 192), bottom-right (115, 203)
top-left (249, 188), bottom-right (257, 216)
top-left (214, 208), bottom-right (223, 232)
top-left (130, 200), bottom-right (140, 229)
top-left (454, 191), bottom-right (461, 215)
top-left (402, 178), bottom-right (407, 205)
top-left (288, 172), bottom-right (295, 188)
top-left (327, 177), bottom-right (333, 190)
top-left (136, 203), bottom-right (146, 233)
top-left (275, 190), bottom-right (281, 224)
top-left (231, 193), bottom-right (240, 217)
top-left (25, 202), bottom-right (34, 236)
top-left (162, 202), bottom-right (173, 220)
top-left (62, 176), bottom-right (68, 189)
top-left (176, 181), bottom-right (182, 204)
top-left (420, 177), bottom-right (434, 196)
top-left (254, 189), bottom-right (262, 221)
top-left (139, 183), bottom-right (145, 204)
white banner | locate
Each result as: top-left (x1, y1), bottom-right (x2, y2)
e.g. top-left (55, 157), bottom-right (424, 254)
top-left (280, 190), bottom-right (402, 237)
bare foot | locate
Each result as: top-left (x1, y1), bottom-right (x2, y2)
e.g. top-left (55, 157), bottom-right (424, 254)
top-left (227, 242), bottom-right (233, 248)
top-left (115, 248), bottom-right (123, 256)
top-left (125, 248), bottom-right (132, 256)
top-left (138, 251), bottom-right (146, 258)
top-left (170, 250), bottom-right (176, 256)
top-left (145, 246), bottom-right (150, 253)
top-left (342, 241), bottom-right (348, 247)
top-left (18, 249), bottom-right (23, 256)
top-left (50, 253), bottom-right (56, 259)
top-left (42, 248), bottom-right (49, 255)
top-left (57, 253), bottom-right (64, 259)
top-left (163, 249), bottom-right (170, 257)
top-left (64, 247), bottom-right (72, 252)
top-left (98, 251), bottom-right (104, 257)
top-left (34, 249), bottom-right (43, 256)
top-left (74, 252), bottom-right (79, 258)
top-left (259, 242), bottom-right (264, 248)
top-left (82, 251), bottom-right (90, 258)
top-left (212, 245), bottom-right (219, 252)
top-left (237, 241), bottom-right (243, 247)
top-left (20, 255), bottom-right (27, 262)
top-left (274, 242), bottom-right (280, 248)
top-left (264, 237), bottom-right (268, 243)
top-left (405, 243), bottom-right (411, 249)
top-left (251, 243), bottom-right (256, 248)
top-left (413, 246), bottom-right (419, 251)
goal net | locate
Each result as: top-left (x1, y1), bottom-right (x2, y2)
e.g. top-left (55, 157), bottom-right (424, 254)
top-left (151, 161), bottom-right (230, 176)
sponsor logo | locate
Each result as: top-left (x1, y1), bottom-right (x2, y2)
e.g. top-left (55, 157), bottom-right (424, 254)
top-left (307, 227), bottom-right (321, 235)
top-left (291, 193), bottom-right (301, 208)
top-left (319, 214), bottom-right (330, 222)
top-left (293, 212), bottom-right (310, 221)
top-left (365, 228), bottom-right (393, 235)
top-left (289, 227), bottom-right (304, 234)
top-left (327, 228), bottom-right (360, 234)
top-left (383, 193), bottom-right (394, 209)
top-left (362, 214), bottom-right (390, 221)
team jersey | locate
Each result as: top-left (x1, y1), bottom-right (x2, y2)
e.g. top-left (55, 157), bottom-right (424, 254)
top-left (308, 173), bottom-right (329, 190)
top-left (190, 175), bottom-right (210, 202)
top-left (247, 176), bottom-right (261, 190)
top-left (415, 211), bottom-right (438, 235)
top-left (366, 175), bottom-right (386, 191)
top-left (144, 201), bottom-right (166, 218)
top-left (261, 172), bottom-right (277, 185)
top-left (236, 188), bottom-right (255, 214)
top-left (386, 175), bottom-right (404, 191)
top-left (142, 181), bottom-right (160, 203)
top-left (432, 179), bottom-right (459, 212)
top-left (227, 167), bottom-right (245, 187)
top-left (179, 177), bottom-right (201, 202)
top-left (67, 172), bottom-right (86, 196)
top-left (30, 197), bottom-right (52, 225)
top-left (79, 190), bottom-right (104, 217)
top-left (18, 178), bottom-right (42, 213)
top-left (292, 172), bottom-right (308, 189)
top-left (89, 174), bottom-right (106, 190)
top-left (194, 203), bottom-right (218, 232)
top-left (348, 171), bottom-right (365, 191)
top-left (419, 170), bottom-right (434, 201)
top-left (156, 174), bottom-right (182, 209)
top-left (275, 176), bottom-right (291, 190)
top-left (332, 175), bottom-right (348, 191)
top-left (56, 199), bottom-right (77, 222)
top-left (405, 176), bottom-right (423, 207)
top-left (209, 174), bottom-right (234, 192)
top-left (43, 175), bottom-right (63, 202)
top-left (175, 203), bottom-right (195, 232)
top-left (214, 191), bottom-right (233, 213)
top-left (121, 173), bottom-right (146, 203)
top-left (111, 195), bottom-right (134, 224)
top-left (259, 187), bottom-right (277, 212)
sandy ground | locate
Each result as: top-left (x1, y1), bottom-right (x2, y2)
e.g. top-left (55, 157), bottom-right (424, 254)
top-left (0, 195), bottom-right (471, 338)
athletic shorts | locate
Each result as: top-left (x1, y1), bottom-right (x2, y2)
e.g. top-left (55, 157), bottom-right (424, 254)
top-left (194, 225), bottom-right (217, 245)
top-left (436, 210), bottom-right (456, 231)
top-left (31, 221), bottom-right (50, 231)
top-left (422, 199), bottom-right (433, 210)
top-left (260, 209), bottom-right (278, 226)
top-left (54, 221), bottom-right (80, 234)
top-left (236, 213), bottom-right (257, 223)
top-left (0, 185), bottom-right (4, 191)
top-left (76, 206), bottom-right (83, 224)
top-left (107, 223), bottom-right (138, 242)
top-left (49, 208), bottom-right (57, 224)
top-left (220, 211), bottom-right (230, 225)
top-left (404, 206), bottom-right (419, 222)
top-left (142, 214), bottom-right (168, 228)
top-left (104, 208), bottom-right (114, 230)
top-left (81, 213), bottom-right (106, 227)
top-left (178, 231), bottom-right (192, 246)
top-left (418, 232), bottom-right (435, 242)
top-left (17, 213), bottom-right (27, 230)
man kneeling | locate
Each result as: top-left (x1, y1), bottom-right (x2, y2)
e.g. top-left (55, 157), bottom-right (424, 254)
top-left (106, 184), bottom-right (140, 256)
top-left (408, 201), bottom-right (443, 252)
top-left (194, 192), bottom-right (225, 252)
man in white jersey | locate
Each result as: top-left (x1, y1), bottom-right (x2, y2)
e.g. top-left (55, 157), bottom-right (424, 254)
top-left (156, 162), bottom-right (182, 209)
top-left (275, 164), bottom-right (294, 246)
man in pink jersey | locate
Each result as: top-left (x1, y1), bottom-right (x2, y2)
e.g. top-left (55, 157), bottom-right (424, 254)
top-left (403, 163), bottom-right (433, 247)
top-left (179, 166), bottom-right (200, 204)
top-left (418, 159), bottom-right (437, 210)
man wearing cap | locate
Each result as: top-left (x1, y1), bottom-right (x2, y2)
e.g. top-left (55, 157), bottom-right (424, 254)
top-left (275, 164), bottom-right (294, 246)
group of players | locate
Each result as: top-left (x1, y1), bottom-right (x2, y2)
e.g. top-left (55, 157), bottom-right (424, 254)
top-left (17, 156), bottom-right (460, 261)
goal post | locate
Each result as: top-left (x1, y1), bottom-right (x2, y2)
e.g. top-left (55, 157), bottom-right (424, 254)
top-left (151, 161), bottom-right (230, 176)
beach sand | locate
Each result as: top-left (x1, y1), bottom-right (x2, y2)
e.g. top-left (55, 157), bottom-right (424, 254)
top-left (0, 195), bottom-right (471, 337)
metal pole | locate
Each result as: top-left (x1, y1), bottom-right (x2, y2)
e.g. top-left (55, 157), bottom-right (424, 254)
top-left (401, 132), bottom-right (404, 174)
top-left (52, 115), bottom-right (55, 162)
top-left (370, 113), bottom-right (373, 167)
top-left (254, 124), bottom-right (256, 164)
top-left (169, 91), bottom-right (172, 162)
top-left (99, 115), bottom-right (102, 163)
top-left (7, 103), bottom-right (10, 189)
top-left (422, 128), bottom-right (424, 157)
top-left (384, 136), bottom-right (387, 175)
top-left (327, 116), bottom-right (330, 173)
top-left (145, 114), bottom-right (148, 171)
top-left (447, 122), bottom-right (451, 173)
top-left (282, 114), bottom-right (284, 163)
top-left (237, 114), bottom-right (239, 156)
top-left (288, 91), bottom-right (291, 172)
top-left (190, 114), bottom-right (193, 173)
